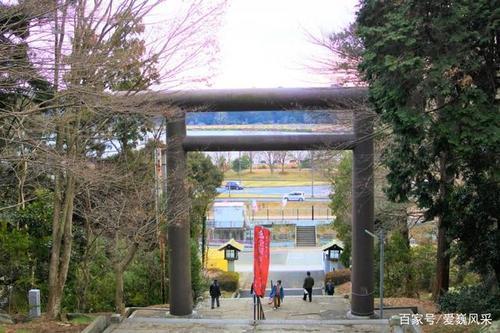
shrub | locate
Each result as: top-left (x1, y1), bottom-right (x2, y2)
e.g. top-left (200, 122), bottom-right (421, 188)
top-left (438, 285), bottom-right (500, 320)
top-left (379, 231), bottom-right (415, 297)
top-left (325, 269), bottom-right (351, 285)
top-left (191, 240), bottom-right (207, 300)
top-left (411, 244), bottom-right (436, 292)
top-left (205, 268), bottom-right (239, 292)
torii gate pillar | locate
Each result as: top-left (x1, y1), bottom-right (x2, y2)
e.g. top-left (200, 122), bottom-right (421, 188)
top-left (350, 112), bottom-right (375, 317)
top-left (166, 110), bottom-right (193, 316)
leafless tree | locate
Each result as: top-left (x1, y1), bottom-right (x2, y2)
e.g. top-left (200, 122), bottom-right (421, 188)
top-left (274, 151), bottom-right (289, 174)
top-left (1, 0), bottom-right (226, 318)
top-left (262, 151), bottom-right (276, 174)
top-left (306, 22), bottom-right (364, 87)
top-left (248, 151), bottom-right (254, 173)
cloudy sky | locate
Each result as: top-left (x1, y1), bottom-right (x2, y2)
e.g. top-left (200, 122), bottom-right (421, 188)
top-left (212, 0), bottom-right (358, 88)
top-left (20, 0), bottom-right (358, 90)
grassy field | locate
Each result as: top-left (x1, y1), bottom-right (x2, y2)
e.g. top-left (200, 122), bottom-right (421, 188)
top-left (223, 169), bottom-right (328, 187)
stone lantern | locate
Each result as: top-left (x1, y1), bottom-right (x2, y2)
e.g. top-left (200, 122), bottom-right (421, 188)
top-left (218, 238), bottom-right (244, 272)
top-left (322, 240), bottom-right (344, 272)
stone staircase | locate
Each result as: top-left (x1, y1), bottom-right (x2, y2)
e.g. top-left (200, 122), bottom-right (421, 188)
top-left (296, 226), bottom-right (316, 247)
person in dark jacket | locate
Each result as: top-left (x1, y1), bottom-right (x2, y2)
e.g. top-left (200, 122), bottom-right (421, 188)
top-left (209, 279), bottom-right (221, 309)
top-left (302, 271), bottom-right (314, 302)
top-left (325, 280), bottom-right (335, 295)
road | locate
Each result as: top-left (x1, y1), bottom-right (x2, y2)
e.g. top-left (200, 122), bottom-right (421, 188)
top-left (217, 185), bottom-right (332, 198)
top-left (214, 197), bottom-right (330, 203)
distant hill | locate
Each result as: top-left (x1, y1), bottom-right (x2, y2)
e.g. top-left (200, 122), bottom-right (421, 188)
top-left (186, 111), bottom-right (338, 125)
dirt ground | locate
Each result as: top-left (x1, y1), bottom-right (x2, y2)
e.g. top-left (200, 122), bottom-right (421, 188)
top-left (336, 282), bottom-right (437, 313)
top-left (2, 321), bottom-right (86, 333)
top-left (1, 314), bottom-right (93, 333)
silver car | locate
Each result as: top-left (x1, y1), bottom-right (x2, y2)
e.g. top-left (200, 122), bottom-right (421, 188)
top-left (283, 191), bottom-right (305, 201)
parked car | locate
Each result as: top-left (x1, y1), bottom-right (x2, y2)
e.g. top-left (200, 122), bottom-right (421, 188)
top-left (225, 181), bottom-right (244, 190)
top-left (283, 191), bottom-right (305, 201)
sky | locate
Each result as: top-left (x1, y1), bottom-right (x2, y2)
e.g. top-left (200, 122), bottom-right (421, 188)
top-left (16, 0), bottom-right (359, 90)
top-left (212, 0), bottom-right (359, 88)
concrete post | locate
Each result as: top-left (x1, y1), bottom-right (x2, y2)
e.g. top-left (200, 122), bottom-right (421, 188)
top-left (166, 110), bottom-right (193, 316)
top-left (350, 111), bottom-right (375, 317)
top-left (227, 260), bottom-right (235, 272)
top-left (28, 289), bottom-right (41, 318)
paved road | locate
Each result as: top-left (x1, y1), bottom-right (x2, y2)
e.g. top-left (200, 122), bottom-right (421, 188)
top-left (214, 197), bottom-right (330, 203)
top-left (217, 185), bottom-right (331, 198)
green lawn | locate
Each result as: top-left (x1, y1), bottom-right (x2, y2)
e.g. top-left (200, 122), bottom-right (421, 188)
top-left (0, 326), bottom-right (4, 333)
top-left (224, 169), bottom-right (328, 187)
top-left (69, 314), bottom-right (94, 325)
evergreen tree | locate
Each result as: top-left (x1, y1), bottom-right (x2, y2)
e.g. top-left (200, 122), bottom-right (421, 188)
top-left (357, 0), bottom-right (499, 296)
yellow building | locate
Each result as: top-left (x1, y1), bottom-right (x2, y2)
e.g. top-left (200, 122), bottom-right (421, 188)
top-left (205, 247), bottom-right (228, 271)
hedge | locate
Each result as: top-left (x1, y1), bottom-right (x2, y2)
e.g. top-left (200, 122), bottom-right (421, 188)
top-left (439, 285), bottom-right (500, 320)
top-left (206, 268), bottom-right (239, 292)
top-left (325, 269), bottom-right (351, 285)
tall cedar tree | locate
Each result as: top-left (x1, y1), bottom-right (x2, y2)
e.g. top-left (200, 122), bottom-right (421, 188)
top-left (357, 0), bottom-right (499, 297)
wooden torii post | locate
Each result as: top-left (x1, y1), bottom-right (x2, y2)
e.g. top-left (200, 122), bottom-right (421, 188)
top-left (161, 87), bottom-right (374, 317)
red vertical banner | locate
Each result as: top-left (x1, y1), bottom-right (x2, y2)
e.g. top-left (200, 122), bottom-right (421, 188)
top-left (253, 226), bottom-right (270, 297)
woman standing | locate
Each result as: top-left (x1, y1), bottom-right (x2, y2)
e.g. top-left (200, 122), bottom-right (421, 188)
top-left (270, 280), bottom-right (284, 309)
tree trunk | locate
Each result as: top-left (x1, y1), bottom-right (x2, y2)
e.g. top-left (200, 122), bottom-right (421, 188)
top-left (114, 264), bottom-right (125, 315)
top-left (16, 153), bottom-right (27, 211)
top-left (113, 242), bottom-right (139, 314)
top-left (47, 173), bottom-right (76, 319)
top-left (47, 1), bottom-right (72, 319)
top-left (77, 208), bottom-right (93, 312)
top-left (201, 214), bottom-right (207, 268)
top-left (433, 219), bottom-right (450, 298)
top-left (433, 152), bottom-right (451, 300)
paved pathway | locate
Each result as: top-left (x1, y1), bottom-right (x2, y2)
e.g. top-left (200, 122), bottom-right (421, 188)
top-left (104, 297), bottom-right (391, 333)
top-left (235, 248), bottom-right (325, 289)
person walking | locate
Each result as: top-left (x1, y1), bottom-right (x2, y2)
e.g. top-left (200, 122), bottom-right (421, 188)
top-left (302, 271), bottom-right (314, 302)
top-left (325, 280), bottom-right (335, 296)
top-left (270, 280), bottom-right (284, 309)
top-left (209, 279), bottom-right (221, 309)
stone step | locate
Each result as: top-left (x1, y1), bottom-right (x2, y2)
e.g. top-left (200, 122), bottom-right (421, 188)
top-left (106, 317), bottom-right (391, 333)
top-left (296, 225), bottom-right (316, 247)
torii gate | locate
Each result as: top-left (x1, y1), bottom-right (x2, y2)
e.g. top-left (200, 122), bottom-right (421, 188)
top-left (159, 87), bottom-right (374, 318)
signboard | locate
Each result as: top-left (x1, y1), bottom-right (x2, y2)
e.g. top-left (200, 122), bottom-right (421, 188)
top-left (253, 226), bottom-right (270, 297)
